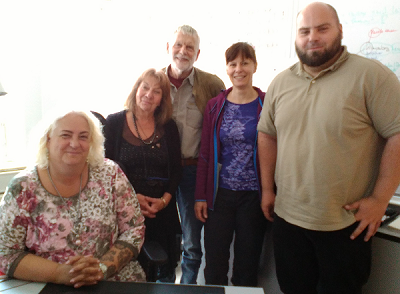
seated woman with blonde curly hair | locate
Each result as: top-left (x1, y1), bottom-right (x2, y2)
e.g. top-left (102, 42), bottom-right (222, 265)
top-left (0, 109), bottom-right (146, 288)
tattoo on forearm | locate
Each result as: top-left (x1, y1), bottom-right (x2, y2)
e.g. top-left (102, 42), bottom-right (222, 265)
top-left (102, 249), bottom-right (117, 262)
top-left (100, 241), bottom-right (135, 276)
top-left (117, 248), bottom-right (133, 265)
top-left (114, 242), bottom-right (126, 250)
top-left (106, 265), bottom-right (117, 279)
top-left (102, 254), bottom-right (115, 263)
top-left (115, 240), bottom-right (136, 257)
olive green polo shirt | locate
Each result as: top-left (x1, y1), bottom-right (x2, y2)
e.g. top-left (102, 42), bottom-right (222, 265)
top-left (258, 47), bottom-right (400, 231)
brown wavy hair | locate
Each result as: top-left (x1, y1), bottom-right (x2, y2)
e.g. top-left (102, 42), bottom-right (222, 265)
top-left (125, 68), bottom-right (172, 125)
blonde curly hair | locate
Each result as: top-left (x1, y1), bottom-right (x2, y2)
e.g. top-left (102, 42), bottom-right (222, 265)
top-left (35, 109), bottom-right (105, 168)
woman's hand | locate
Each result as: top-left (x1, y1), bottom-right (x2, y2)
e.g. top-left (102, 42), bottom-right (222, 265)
top-left (195, 202), bottom-right (208, 223)
top-left (137, 193), bottom-right (172, 218)
top-left (66, 255), bottom-right (103, 288)
top-left (136, 194), bottom-right (158, 218)
top-left (13, 253), bottom-right (100, 288)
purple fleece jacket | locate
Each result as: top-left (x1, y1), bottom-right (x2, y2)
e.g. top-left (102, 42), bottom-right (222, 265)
top-left (194, 87), bottom-right (265, 210)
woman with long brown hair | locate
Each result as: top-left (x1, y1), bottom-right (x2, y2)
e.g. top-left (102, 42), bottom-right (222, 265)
top-left (104, 68), bottom-right (182, 282)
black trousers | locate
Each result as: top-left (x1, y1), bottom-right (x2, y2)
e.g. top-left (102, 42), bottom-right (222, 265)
top-left (204, 188), bottom-right (267, 286)
top-left (273, 215), bottom-right (372, 294)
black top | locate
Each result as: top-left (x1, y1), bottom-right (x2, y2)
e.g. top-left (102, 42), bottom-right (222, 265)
top-left (104, 110), bottom-right (182, 197)
top-left (103, 110), bottom-right (182, 269)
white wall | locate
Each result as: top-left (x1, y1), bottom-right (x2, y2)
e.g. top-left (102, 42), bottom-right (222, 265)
top-left (0, 0), bottom-right (298, 169)
top-left (1, 0), bottom-right (399, 169)
top-left (0, 170), bottom-right (19, 194)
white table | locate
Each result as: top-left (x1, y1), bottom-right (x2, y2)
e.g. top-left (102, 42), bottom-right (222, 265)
top-left (0, 280), bottom-right (45, 294)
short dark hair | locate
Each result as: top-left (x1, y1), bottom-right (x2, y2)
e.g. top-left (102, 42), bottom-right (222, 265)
top-left (225, 42), bottom-right (257, 66)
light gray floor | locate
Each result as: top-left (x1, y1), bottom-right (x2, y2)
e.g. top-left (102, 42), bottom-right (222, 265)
top-left (174, 259), bottom-right (182, 284)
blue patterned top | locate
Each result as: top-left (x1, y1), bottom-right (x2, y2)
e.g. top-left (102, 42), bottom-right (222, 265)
top-left (219, 98), bottom-right (259, 191)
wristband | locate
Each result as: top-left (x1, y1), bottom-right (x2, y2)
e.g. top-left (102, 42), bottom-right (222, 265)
top-left (160, 196), bottom-right (167, 208)
top-left (99, 262), bottom-right (108, 280)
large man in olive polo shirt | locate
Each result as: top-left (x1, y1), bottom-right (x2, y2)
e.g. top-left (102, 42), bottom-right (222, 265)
top-left (164, 25), bottom-right (225, 284)
top-left (257, 2), bottom-right (400, 294)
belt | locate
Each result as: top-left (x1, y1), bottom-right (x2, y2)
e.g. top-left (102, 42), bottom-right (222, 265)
top-left (181, 158), bottom-right (198, 166)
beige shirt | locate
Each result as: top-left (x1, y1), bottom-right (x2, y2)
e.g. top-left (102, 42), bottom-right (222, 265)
top-left (258, 47), bottom-right (400, 231)
top-left (169, 68), bottom-right (202, 159)
top-left (164, 66), bottom-right (225, 159)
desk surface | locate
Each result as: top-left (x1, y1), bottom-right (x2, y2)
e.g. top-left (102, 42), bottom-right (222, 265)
top-left (0, 279), bottom-right (265, 294)
top-left (377, 201), bottom-right (400, 243)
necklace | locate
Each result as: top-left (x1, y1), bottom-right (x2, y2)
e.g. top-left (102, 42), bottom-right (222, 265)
top-left (132, 113), bottom-right (157, 145)
top-left (47, 166), bottom-right (84, 246)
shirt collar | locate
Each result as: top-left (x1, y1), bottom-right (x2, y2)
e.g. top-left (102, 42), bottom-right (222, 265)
top-left (165, 65), bottom-right (195, 87)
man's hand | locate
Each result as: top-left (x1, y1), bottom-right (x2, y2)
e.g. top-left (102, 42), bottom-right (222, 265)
top-left (194, 202), bottom-right (208, 223)
top-left (257, 132), bottom-right (277, 222)
top-left (344, 196), bottom-right (388, 241)
top-left (261, 190), bottom-right (276, 222)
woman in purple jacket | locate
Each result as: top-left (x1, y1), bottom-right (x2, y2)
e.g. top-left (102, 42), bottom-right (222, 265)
top-left (194, 42), bottom-right (267, 286)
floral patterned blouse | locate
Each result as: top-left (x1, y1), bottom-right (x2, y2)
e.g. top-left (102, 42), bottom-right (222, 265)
top-left (0, 159), bottom-right (146, 282)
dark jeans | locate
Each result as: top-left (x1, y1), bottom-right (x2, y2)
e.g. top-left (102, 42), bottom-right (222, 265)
top-left (273, 215), bottom-right (372, 294)
top-left (204, 188), bottom-right (267, 286)
top-left (176, 165), bottom-right (204, 284)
